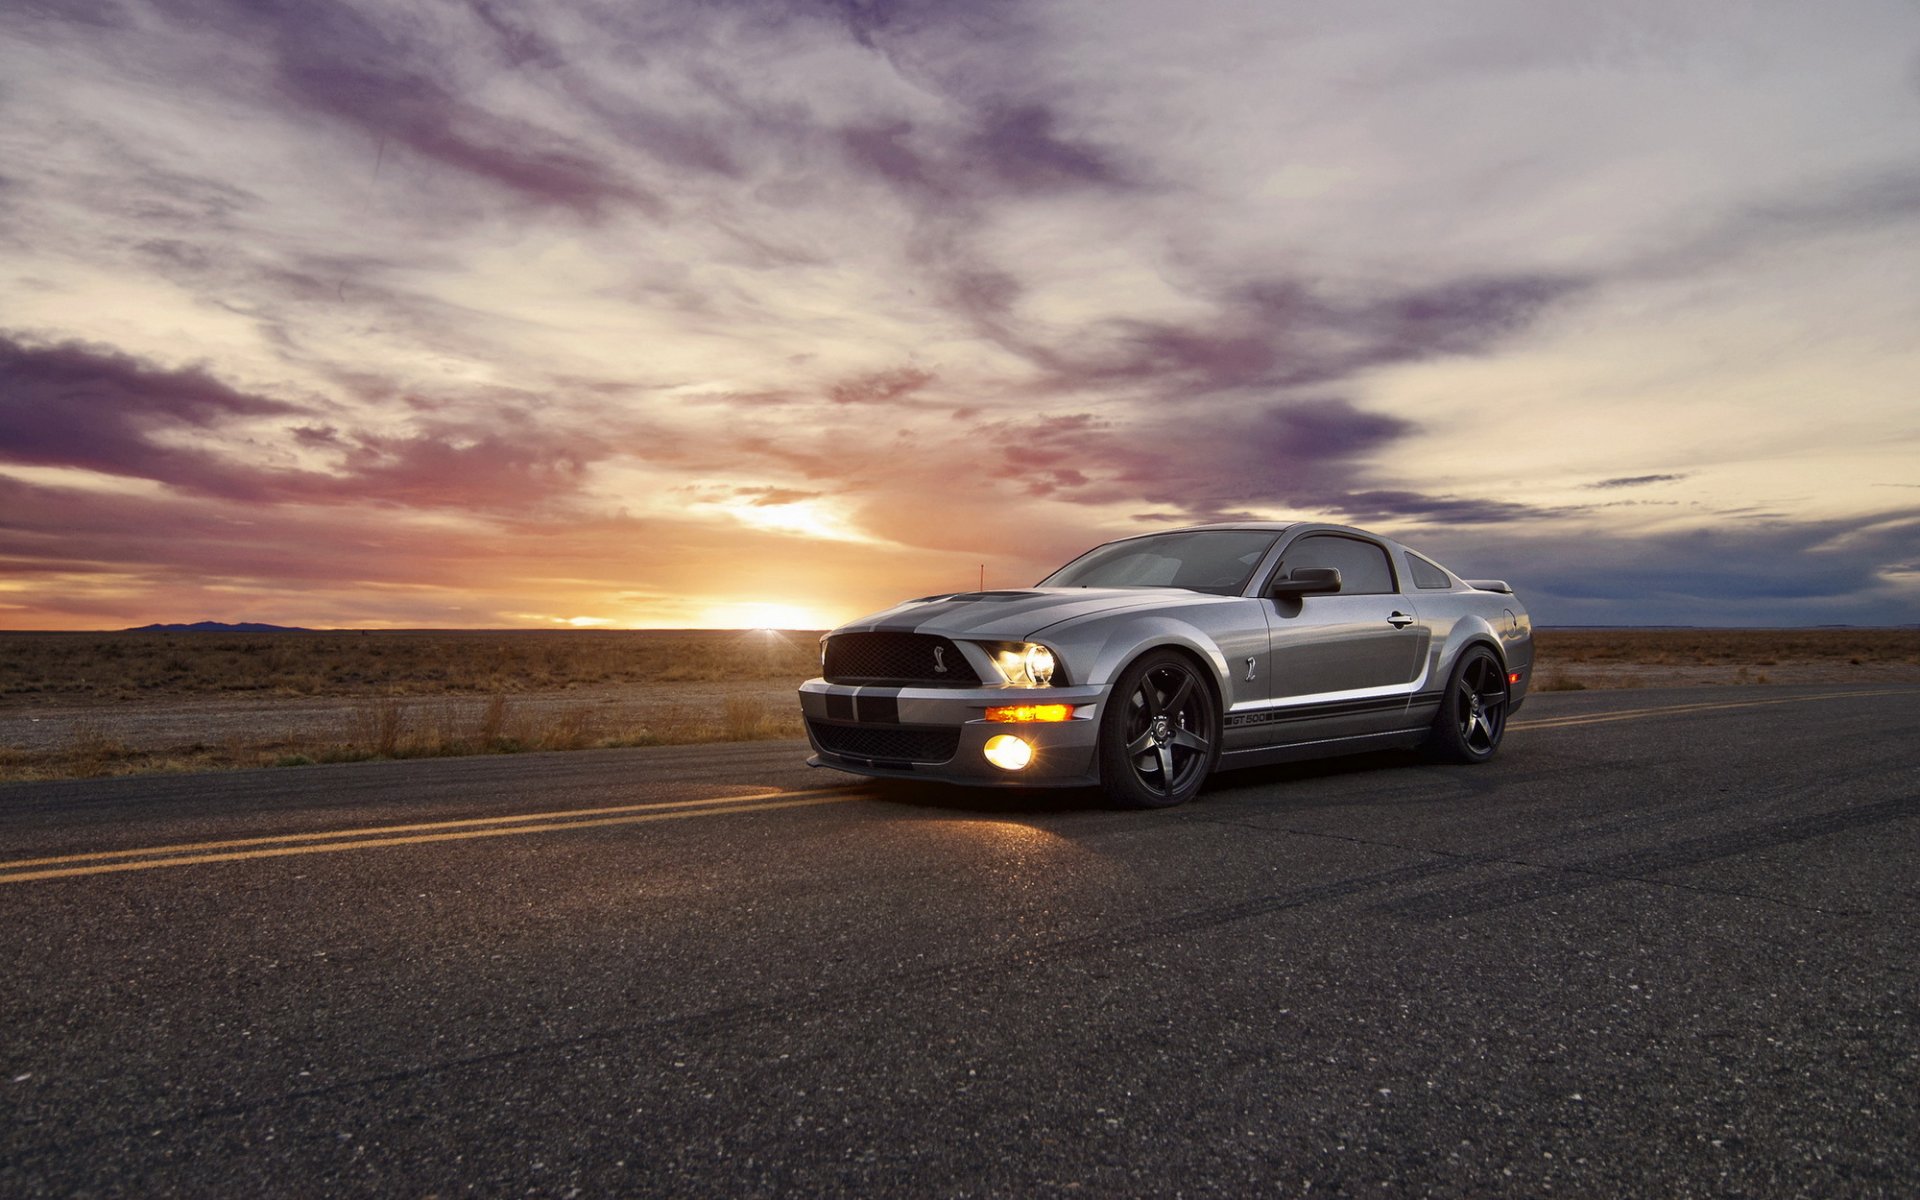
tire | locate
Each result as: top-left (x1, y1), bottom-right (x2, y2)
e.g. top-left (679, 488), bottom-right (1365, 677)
top-left (1097, 650), bottom-right (1220, 809)
top-left (1427, 646), bottom-right (1510, 763)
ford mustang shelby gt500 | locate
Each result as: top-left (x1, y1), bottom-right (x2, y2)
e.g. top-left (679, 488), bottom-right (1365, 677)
top-left (799, 523), bottom-right (1531, 808)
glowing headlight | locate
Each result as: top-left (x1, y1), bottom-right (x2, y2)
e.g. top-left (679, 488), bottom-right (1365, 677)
top-left (1024, 644), bottom-right (1055, 685)
top-left (990, 642), bottom-right (1059, 687)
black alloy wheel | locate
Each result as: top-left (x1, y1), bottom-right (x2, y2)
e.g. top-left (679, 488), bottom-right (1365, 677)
top-left (1099, 650), bottom-right (1220, 808)
top-left (1429, 647), bottom-right (1510, 763)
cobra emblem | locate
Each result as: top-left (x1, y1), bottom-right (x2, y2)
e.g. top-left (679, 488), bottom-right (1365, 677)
top-left (1245, 656), bottom-right (1256, 682)
top-left (933, 645), bottom-right (948, 673)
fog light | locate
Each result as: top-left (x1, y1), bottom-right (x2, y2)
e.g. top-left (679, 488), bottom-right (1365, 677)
top-left (983, 734), bottom-right (1034, 771)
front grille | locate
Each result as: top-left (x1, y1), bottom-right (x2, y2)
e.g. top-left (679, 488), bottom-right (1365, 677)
top-left (808, 721), bottom-right (960, 764)
top-left (823, 632), bottom-right (980, 685)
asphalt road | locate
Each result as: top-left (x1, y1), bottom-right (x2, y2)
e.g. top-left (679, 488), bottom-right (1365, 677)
top-left (2, 684), bottom-right (1915, 1197)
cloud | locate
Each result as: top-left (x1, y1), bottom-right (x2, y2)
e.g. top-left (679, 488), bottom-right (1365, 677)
top-left (0, 333), bottom-right (630, 514)
top-left (734, 485), bottom-right (824, 506)
top-left (0, 469), bottom-right (978, 628)
top-left (6, 2), bottom-right (1918, 628)
top-left (840, 121), bottom-right (939, 194)
top-left (827, 366), bottom-right (934, 405)
top-left (957, 399), bottom-right (1419, 519)
top-left (1333, 490), bottom-right (1573, 526)
top-left (147, 0), bottom-right (656, 217)
top-left (319, 422), bottom-right (608, 511)
top-left (1347, 276), bottom-right (1585, 364)
top-left (1633, 165), bottom-right (1920, 280)
top-left (965, 104), bottom-right (1132, 192)
top-left (982, 271), bottom-right (1587, 401)
top-left (0, 333), bottom-right (306, 497)
top-left (1588, 473), bottom-right (1688, 489)
top-left (836, 102), bottom-right (1135, 216)
top-left (1419, 511), bottom-right (1920, 625)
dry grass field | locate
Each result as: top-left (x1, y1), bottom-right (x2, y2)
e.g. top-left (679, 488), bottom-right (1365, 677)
top-left (0, 629), bottom-right (822, 700)
top-left (2, 627), bottom-right (1916, 782)
top-left (0, 630), bottom-right (822, 781)
top-left (1530, 627), bottom-right (1920, 690)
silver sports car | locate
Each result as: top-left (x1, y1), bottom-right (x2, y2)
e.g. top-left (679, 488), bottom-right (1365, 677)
top-left (798, 522), bottom-right (1532, 807)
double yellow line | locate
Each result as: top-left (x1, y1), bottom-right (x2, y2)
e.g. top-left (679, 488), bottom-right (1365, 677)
top-left (6, 689), bottom-right (1899, 886)
top-left (0, 788), bottom-right (859, 885)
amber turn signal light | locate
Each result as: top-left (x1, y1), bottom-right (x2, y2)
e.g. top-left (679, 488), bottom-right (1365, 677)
top-left (984, 703), bottom-right (1075, 723)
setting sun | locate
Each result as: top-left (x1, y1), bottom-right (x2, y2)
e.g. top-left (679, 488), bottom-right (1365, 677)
top-left (0, 2), bottom-right (1915, 635)
top-left (697, 602), bottom-right (835, 632)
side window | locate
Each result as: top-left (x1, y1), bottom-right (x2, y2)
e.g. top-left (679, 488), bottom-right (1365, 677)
top-left (1281, 535), bottom-right (1396, 596)
top-left (1406, 553), bottom-right (1453, 590)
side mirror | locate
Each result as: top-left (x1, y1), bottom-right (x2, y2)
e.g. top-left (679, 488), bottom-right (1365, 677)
top-left (1269, 567), bottom-right (1342, 597)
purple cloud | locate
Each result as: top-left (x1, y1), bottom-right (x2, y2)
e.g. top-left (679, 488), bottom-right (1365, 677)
top-left (981, 271), bottom-right (1586, 400)
top-left (1332, 490), bottom-right (1574, 526)
top-left (837, 102), bottom-right (1134, 206)
top-left (840, 121), bottom-right (938, 193)
top-left (965, 104), bottom-right (1132, 193)
top-left (0, 334), bottom-right (630, 514)
top-left (154, 0), bottom-right (655, 217)
top-left (1589, 473), bottom-right (1688, 489)
top-left (1487, 511), bottom-right (1920, 618)
top-left (0, 334), bottom-right (306, 495)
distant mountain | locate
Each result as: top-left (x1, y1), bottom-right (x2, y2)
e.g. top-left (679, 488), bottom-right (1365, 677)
top-left (124, 621), bottom-right (312, 633)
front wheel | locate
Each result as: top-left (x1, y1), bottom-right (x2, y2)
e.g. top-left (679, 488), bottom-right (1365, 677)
top-left (1427, 647), bottom-right (1510, 763)
top-left (1097, 650), bottom-right (1220, 809)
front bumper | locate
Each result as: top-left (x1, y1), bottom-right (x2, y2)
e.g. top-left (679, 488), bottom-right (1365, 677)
top-left (797, 678), bottom-right (1107, 787)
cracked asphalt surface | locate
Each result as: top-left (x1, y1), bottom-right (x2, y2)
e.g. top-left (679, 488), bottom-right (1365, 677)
top-left (2, 684), bottom-right (1915, 1197)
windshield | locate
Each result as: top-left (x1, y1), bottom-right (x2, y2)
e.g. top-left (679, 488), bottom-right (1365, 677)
top-left (1038, 530), bottom-right (1280, 595)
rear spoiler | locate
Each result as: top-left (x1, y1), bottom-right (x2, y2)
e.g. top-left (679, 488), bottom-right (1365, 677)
top-left (1465, 579), bottom-right (1513, 594)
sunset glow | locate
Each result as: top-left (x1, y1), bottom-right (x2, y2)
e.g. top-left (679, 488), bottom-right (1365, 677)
top-left (1, 3), bottom-right (1916, 629)
top-left (698, 604), bottom-right (838, 635)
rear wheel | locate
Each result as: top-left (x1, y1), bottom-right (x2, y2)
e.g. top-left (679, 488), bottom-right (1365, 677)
top-left (1427, 647), bottom-right (1509, 763)
top-left (1097, 650), bottom-right (1220, 809)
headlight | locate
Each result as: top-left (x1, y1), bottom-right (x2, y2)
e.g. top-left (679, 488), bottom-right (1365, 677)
top-left (989, 642), bottom-right (1059, 687)
top-left (1024, 643), bottom-right (1055, 685)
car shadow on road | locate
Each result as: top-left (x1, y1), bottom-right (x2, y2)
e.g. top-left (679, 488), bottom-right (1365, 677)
top-left (1198, 748), bottom-right (1430, 807)
top-left (841, 747), bottom-right (1435, 818)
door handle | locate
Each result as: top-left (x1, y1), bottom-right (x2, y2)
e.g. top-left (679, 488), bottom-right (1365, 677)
top-left (1387, 612), bottom-right (1414, 628)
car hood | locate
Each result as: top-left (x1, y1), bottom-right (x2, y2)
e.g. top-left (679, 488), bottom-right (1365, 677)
top-left (833, 587), bottom-right (1221, 641)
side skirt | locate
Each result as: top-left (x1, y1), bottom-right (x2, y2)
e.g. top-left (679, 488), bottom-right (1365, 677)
top-left (1215, 727), bottom-right (1428, 771)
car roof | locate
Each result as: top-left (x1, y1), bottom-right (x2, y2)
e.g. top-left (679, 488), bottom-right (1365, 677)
top-left (1085, 523), bottom-right (1431, 564)
top-left (1113, 520), bottom-right (1395, 543)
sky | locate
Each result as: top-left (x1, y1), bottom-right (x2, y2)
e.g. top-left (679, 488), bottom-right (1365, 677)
top-left (2, 0), bottom-right (1917, 630)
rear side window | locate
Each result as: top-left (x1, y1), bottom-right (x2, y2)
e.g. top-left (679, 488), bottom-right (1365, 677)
top-left (1407, 553), bottom-right (1453, 590)
top-left (1280, 535), bottom-right (1396, 595)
